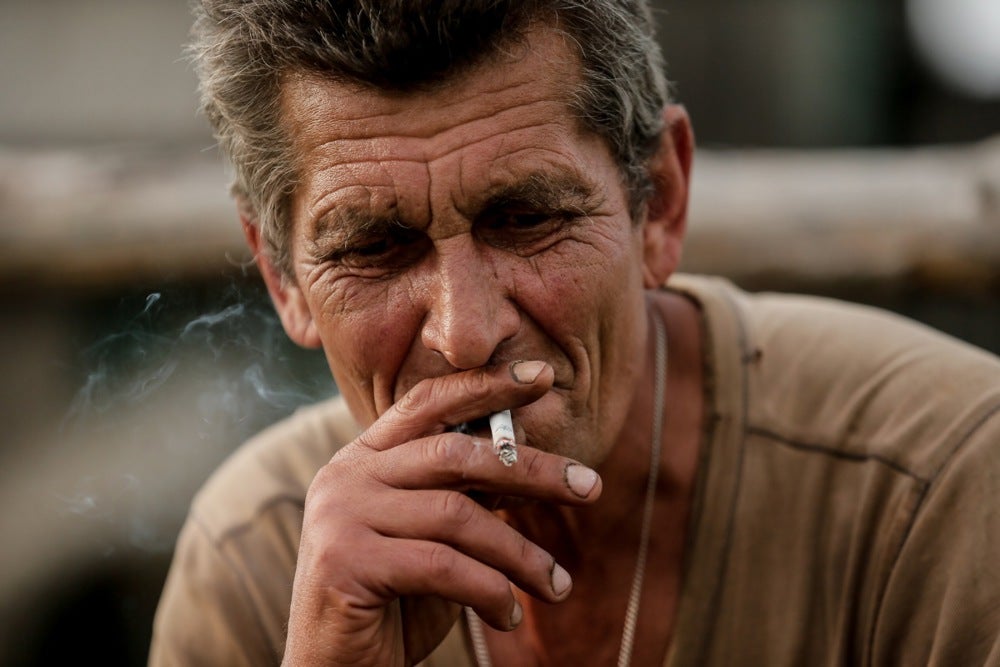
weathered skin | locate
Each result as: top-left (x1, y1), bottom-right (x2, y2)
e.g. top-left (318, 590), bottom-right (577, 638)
top-left (243, 27), bottom-right (700, 667)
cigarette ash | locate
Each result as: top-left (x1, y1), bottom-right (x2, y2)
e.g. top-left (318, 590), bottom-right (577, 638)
top-left (58, 281), bottom-right (336, 554)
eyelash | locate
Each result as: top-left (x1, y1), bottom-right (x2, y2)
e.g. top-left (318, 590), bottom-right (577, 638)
top-left (327, 228), bottom-right (426, 270)
top-left (322, 208), bottom-right (578, 275)
top-left (477, 209), bottom-right (576, 252)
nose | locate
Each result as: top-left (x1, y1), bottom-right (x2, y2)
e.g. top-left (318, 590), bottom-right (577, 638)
top-left (420, 239), bottom-right (519, 369)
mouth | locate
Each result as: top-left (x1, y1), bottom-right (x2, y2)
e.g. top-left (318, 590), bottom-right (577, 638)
top-left (450, 416), bottom-right (491, 438)
top-left (454, 410), bottom-right (518, 467)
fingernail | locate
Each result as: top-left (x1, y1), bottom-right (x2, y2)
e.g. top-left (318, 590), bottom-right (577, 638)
top-left (509, 599), bottom-right (523, 629)
top-left (551, 562), bottom-right (572, 597)
top-left (510, 360), bottom-right (546, 384)
top-left (565, 464), bottom-right (599, 498)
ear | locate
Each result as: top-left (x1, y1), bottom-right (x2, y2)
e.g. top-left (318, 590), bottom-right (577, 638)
top-left (238, 200), bottom-right (322, 349)
top-left (642, 105), bottom-right (694, 289)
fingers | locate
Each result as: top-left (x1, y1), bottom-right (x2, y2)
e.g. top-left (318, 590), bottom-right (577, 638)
top-left (296, 360), bottom-right (584, 649)
top-left (299, 496), bottom-right (532, 632)
top-left (366, 539), bottom-right (520, 630)
top-left (366, 489), bottom-right (569, 605)
top-left (355, 360), bottom-right (554, 453)
top-left (363, 432), bottom-right (602, 503)
top-left (303, 431), bottom-right (599, 635)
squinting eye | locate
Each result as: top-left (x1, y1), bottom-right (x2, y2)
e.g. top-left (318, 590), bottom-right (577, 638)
top-left (476, 209), bottom-right (572, 255)
top-left (330, 237), bottom-right (394, 265)
top-left (353, 239), bottom-right (391, 257)
top-left (329, 228), bottom-right (430, 272)
top-left (504, 213), bottom-right (551, 228)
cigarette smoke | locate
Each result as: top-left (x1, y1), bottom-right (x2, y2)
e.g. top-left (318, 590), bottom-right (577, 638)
top-left (58, 281), bottom-right (336, 554)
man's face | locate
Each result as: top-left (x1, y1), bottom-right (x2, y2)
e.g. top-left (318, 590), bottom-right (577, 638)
top-left (275, 30), bottom-right (660, 467)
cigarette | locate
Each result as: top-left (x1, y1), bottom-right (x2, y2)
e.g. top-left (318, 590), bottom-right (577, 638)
top-left (489, 410), bottom-right (517, 467)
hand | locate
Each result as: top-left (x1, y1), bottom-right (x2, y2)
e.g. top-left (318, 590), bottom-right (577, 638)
top-left (281, 361), bottom-right (603, 666)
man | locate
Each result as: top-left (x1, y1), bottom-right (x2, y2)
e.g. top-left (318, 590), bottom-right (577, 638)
top-left (151, 1), bottom-right (1000, 665)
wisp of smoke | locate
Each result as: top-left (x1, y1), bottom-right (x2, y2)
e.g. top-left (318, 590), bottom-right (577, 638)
top-left (61, 282), bottom-right (336, 553)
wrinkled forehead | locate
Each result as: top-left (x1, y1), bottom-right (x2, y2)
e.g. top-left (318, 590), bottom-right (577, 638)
top-left (276, 25), bottom-right (587, 155)
top-left (275, 26), bottom-right (616, 238)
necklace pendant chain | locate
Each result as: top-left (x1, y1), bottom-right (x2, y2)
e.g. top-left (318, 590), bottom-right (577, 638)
top-left (467, 309), bottom-right (668, 667)
top-left (617, 308), bottom-right (667, 667)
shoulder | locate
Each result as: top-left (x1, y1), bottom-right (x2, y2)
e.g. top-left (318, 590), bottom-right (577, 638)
top-left (190, 394), bottom-right (361, 542)
top-left (150, 395), bottom-right (361, 665)
top-left (666, 275), bottom-right (1000, 664)
top-left (670, 273), bottom-right (1000, 481)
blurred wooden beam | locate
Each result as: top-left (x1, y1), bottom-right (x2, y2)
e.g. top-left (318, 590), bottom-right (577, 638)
top-left (2, 138), bottom-right (999, 291)
top-left (0, 146), bottom-right (243, 289)
top-left (683, 137), bottom-right (1000, 292)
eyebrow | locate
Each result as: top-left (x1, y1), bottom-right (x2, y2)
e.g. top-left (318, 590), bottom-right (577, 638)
top-left (472, 169), bottom-right (602, 223)
top-left (311, 200), bottom-right (401, 251)
top-left (310, 166), bottom-right (602, 247)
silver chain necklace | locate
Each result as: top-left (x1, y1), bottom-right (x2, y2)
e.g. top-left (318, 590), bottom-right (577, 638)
top-left (466, 309), bottom-right (667, 667)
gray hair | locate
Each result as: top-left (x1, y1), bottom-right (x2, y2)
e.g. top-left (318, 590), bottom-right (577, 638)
top-left (190, 1), bottom-right (669, 275)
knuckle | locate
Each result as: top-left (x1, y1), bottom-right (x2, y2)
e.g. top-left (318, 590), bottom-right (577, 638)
top-left (521, 447), bottom-right (548, 480)
top-left (429, 432), bottom-right (454, 465)
top-left (396, 376), bottom-right (437, 416)
top-left (479, 573), bottom-right (513, 612)
top-left (509, 530), bottom-right (551, 579)
top-left (314, 452), bottom-right (366, 494)
top-left (304, 462), bottom-right (339, 508)
top-left (397, 369), bottom-right (496, 416)
top-left (455, 371), bottom-right (493, 404)
top-left (424, 543), bottom-right (456, 581)
top-left (300, 517), bottom-right (358, 574)
top-left (350, 424), bottom-right (379, 451)
top-left (325, 443), bottom-right (359, 472)
top-left (305, 458), bottom-right (379, 529)
top-left (311, 533), bottom-right (348, 569)
top-left (515, 532), bottom-right (537, 566)
top-left (438, 490), bottom-right (477, 530)
top-left (428, 432), bottom-right (468, 469)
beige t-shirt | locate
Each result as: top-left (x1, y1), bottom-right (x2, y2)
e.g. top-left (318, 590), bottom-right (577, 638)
top-left (149, 275), bottom-right (1000, 666)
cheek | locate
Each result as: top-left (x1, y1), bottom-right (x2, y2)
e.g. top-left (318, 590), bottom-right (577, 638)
top-left (311, 287), bottom-right (422, 423)
top-left (518, 232), bottom-right (645, 443)
top-left (522, 233), bottom-right (642, 330)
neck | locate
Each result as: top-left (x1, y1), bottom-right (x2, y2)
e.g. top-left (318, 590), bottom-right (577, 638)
top-left (476, 290), bottom-right (705, 667)
top-left (507, 290), bottom-right (702, 557)
top-left (509, 292), bottom-right (703, 536)
top-left (482, 290), bottom-right (705, 667)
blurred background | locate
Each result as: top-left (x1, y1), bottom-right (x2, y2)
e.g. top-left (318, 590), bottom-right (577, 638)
top-left (1, 0), bottom-right (998, 664)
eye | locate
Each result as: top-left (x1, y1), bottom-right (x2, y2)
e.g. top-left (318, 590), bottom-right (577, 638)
top-left (477, 209), bottom-right (574, 254)
top-left (500, 212), bottom-right (553, 228)
top-left (352, 238), bottom-right (393, 258)
top-left (327, 226), bottom-right (429, 273)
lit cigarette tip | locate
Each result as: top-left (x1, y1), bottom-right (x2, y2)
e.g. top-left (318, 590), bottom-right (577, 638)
top-left (489, 410), bottom-right (517, 467)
